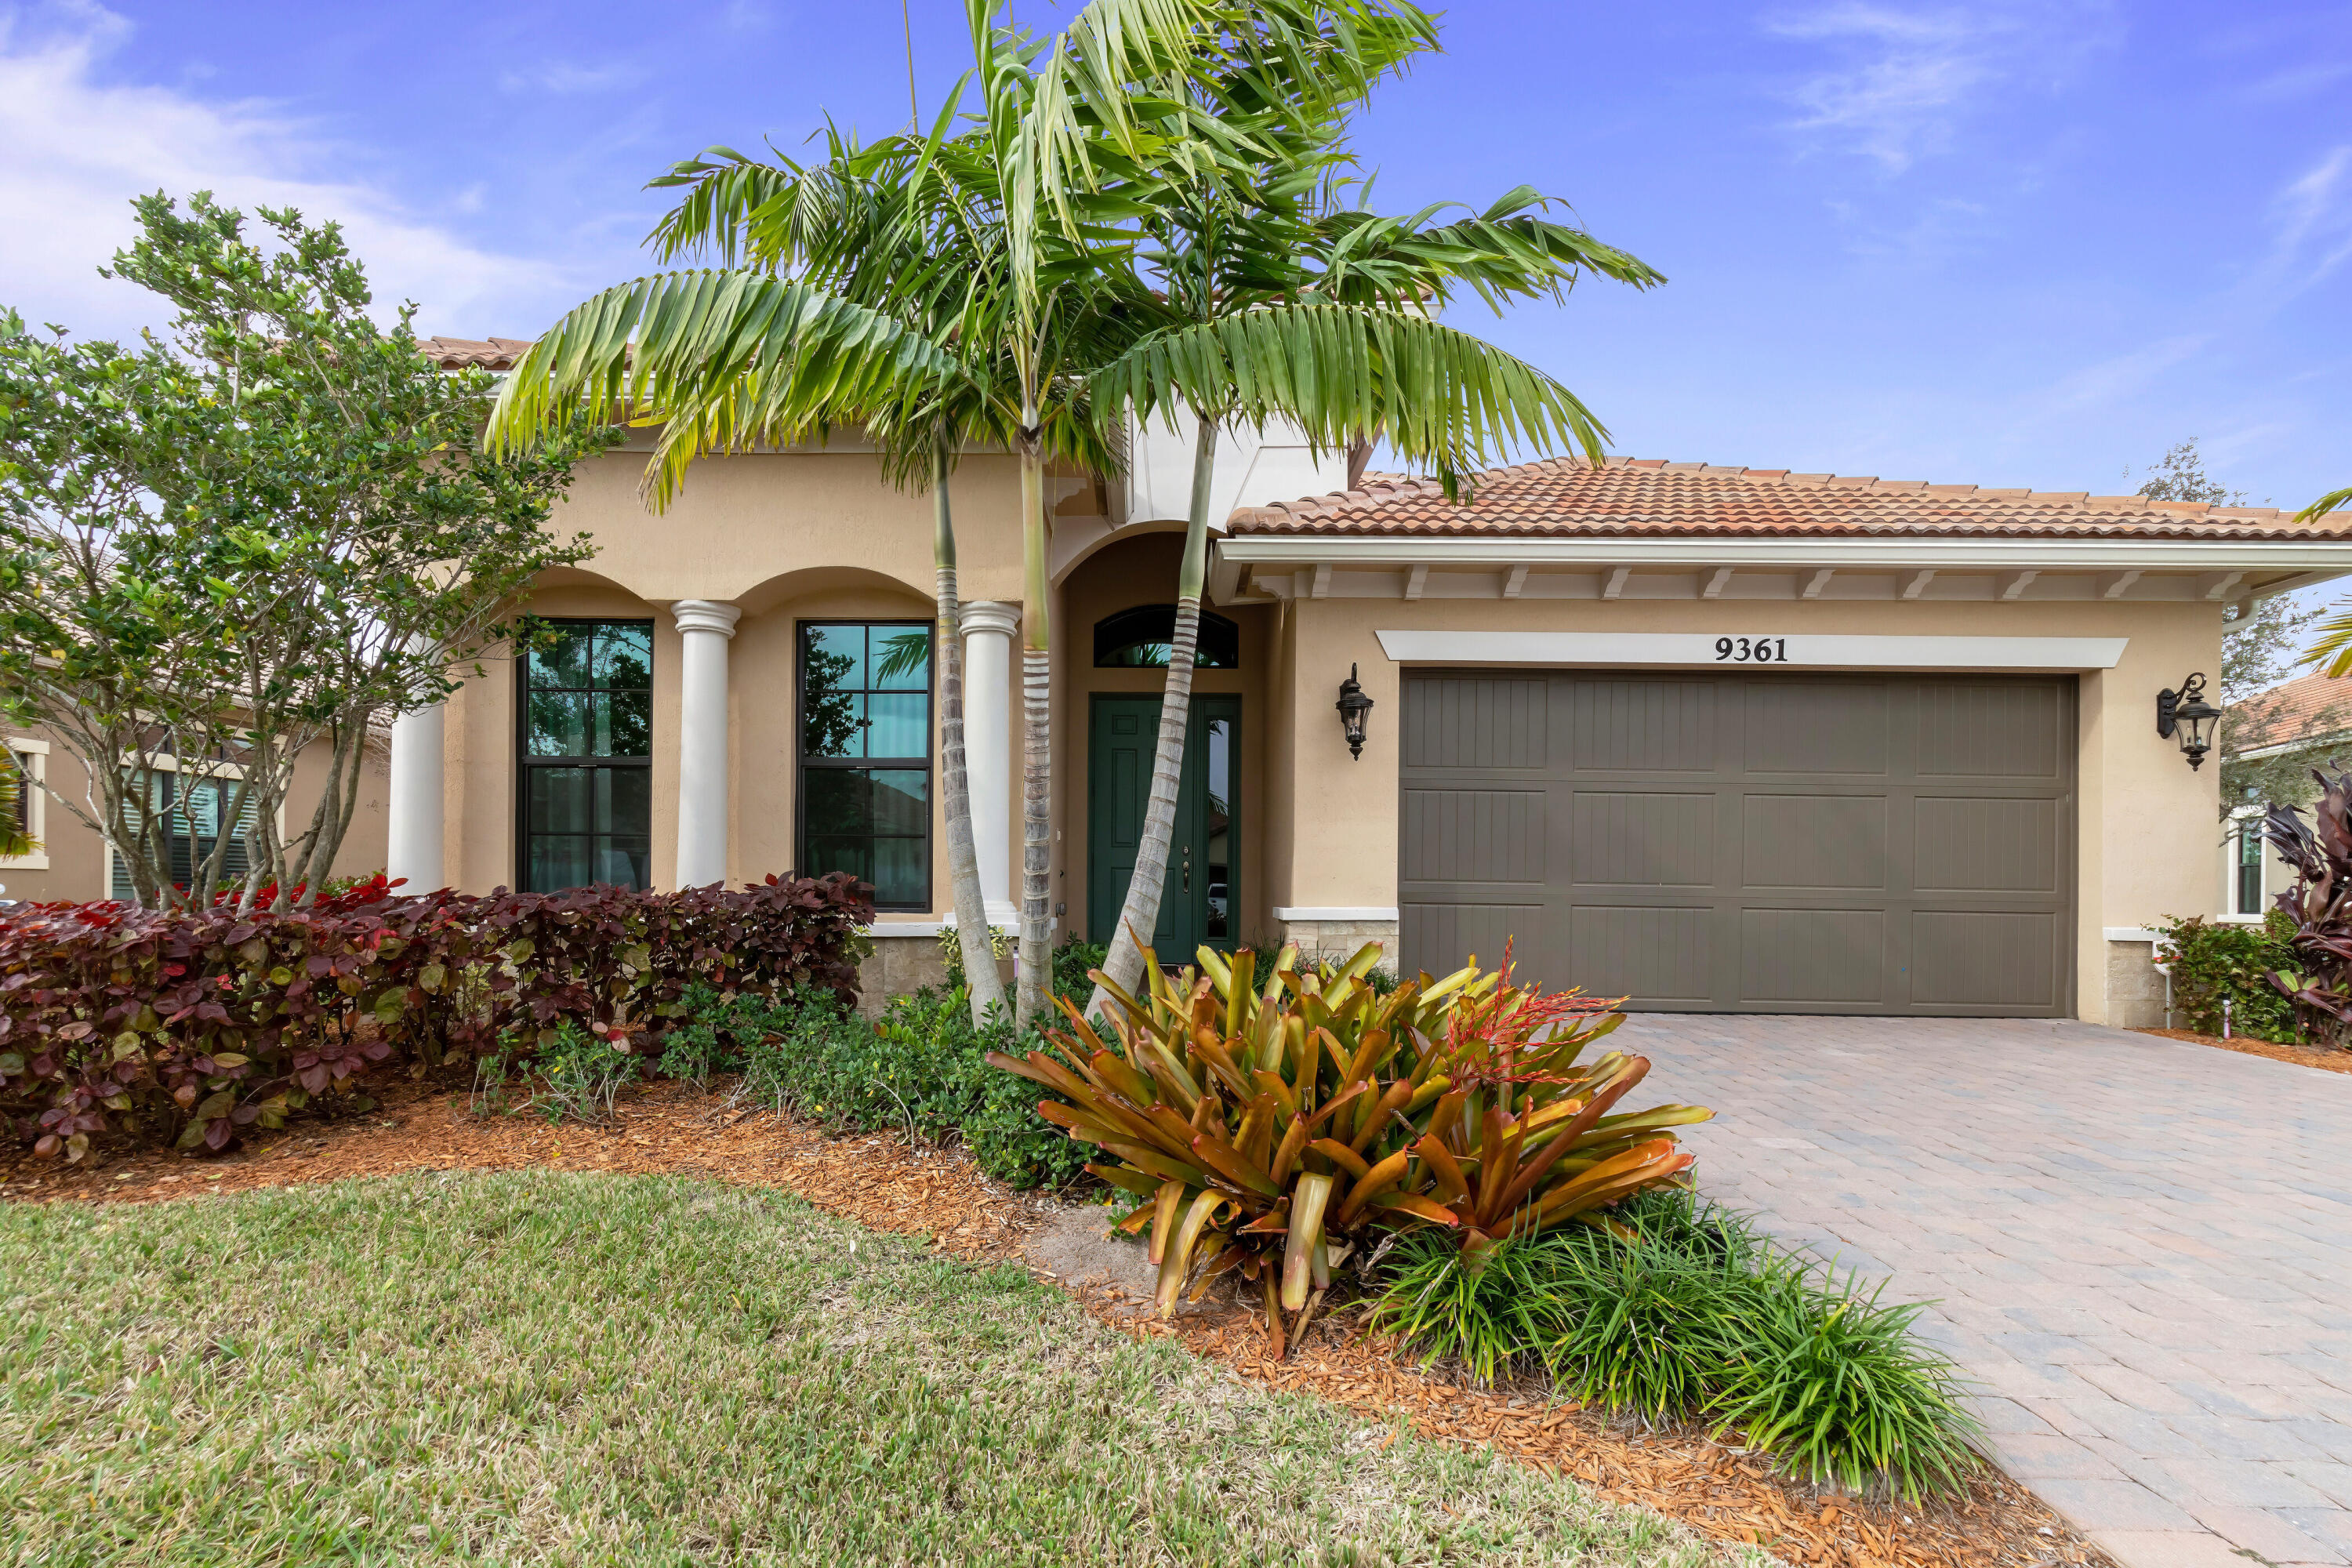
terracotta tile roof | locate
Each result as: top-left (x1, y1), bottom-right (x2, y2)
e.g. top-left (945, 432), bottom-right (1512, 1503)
top-left (1230, 456), bottom-right (2352, 540)
top-left (2233, 671), bottom-right (2352, 751)
top-left (418, 336), bottom-right (533, 371)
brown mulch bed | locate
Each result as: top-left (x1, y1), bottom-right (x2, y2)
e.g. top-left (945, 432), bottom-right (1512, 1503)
top-left (4, 1082), bottom-right (2106, 1568)
top-left (2134, 1026), bottom-right (2352, 1076)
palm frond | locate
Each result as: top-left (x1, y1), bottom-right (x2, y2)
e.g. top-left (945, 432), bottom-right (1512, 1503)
top-left (2296, 485), bottom-right (2352, 525)
top-left (1087, 299), bottom-right (1609, 491)
top-left (487, 270), bottom-right (965, 504)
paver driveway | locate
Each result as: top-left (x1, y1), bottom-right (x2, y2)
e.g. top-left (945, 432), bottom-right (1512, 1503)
top-left (1620, 1014), bottom-right (2352, 1568)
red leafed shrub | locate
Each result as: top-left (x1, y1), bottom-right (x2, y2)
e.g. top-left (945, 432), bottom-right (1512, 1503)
top-left (0, 873), bottom-right (871, 1159)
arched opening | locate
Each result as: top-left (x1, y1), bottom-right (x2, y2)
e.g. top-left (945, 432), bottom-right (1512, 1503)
top-left (1093, 604), bottom-right (1241, 669)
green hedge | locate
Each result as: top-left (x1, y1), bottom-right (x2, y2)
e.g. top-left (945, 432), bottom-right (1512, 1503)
top-left (2154, 912), bottom-right (2300, 1042)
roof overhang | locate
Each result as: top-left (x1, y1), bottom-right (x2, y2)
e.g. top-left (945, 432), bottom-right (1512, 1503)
top-left (1210, 534), bottom-right (2352, 604)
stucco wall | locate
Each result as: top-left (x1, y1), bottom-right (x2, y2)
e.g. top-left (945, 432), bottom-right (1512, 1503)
top-left (1, 724), bottom-right (388, 904)
top-left (1265, 593), bottom-right (2224, 1025)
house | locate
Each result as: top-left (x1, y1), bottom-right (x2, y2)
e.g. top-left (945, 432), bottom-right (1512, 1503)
top-left (1, 735), bottom-right (390, 906)
top-left (2214, 669), bottom-right (2352, 920)
top-left (17, 333), bottom-right (2352, 1029)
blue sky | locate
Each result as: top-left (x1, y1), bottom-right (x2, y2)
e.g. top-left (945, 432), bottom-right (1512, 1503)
top-left (2, 0), bottom-right (2346, 509)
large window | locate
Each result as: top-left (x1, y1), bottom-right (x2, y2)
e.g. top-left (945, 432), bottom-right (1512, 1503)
top-left (799, 622), bottom-right (931, 909)
top-left (518, 619), bottom-right (652, 892)
top-left (2238, 822), bottom-right (2265, 916)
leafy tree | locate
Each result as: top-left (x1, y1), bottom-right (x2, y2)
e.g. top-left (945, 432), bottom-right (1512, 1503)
top-left (0, 194), bottom-right (615, 909)
top-left (2130, 439), bottom-right (2342, 813)
top-left (1082, 10), bottom-right (1663, 1010)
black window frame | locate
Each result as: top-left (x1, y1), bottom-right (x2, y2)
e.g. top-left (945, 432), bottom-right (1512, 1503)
top-left (1094, 604), bottom-right (1241, 669)
top-left (795, 619), bottom-right (935, 913)
top-left (514, 616), bottom-right (655, 894)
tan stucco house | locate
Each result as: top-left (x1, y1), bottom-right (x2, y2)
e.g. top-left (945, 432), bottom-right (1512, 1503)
top-left (15, 332), bottom-right (2352, 1029)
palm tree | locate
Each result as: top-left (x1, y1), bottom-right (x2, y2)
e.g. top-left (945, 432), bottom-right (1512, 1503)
top-left (1080, 21), bottom-right (1665, 1014)
top-left (2298, 486), bottom-right (2352, 675)
top-left (494, 0), bottom-right (1421, 1024)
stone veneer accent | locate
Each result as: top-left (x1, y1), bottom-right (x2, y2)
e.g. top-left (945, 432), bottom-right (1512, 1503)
top-left (1276, 918), bottom-right (1399, 967)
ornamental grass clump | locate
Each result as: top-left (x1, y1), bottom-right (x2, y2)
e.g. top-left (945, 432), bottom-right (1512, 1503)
top-left (988, 940), bottom-right (1711, 1353)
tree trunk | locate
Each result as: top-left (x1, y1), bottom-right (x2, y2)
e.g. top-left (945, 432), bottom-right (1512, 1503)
top-left (1015, 430), bottom-right (1054, 1027)
top-left (1087, 412), bottom-right (1218, 1017)
top-left (932, 459), bottom-right (1010, 1022)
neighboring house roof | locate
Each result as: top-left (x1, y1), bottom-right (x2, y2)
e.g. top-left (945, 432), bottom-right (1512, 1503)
top-left (2232, 671), bottom-right (2352, 753)
top-left (418, 336), bottom-right (534, 371)
top-left (1227, 456), bottom-right (2352, 540)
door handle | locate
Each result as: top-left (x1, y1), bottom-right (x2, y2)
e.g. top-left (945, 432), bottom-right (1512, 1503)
top-left (1181, 848), bottom-right (1191, 891)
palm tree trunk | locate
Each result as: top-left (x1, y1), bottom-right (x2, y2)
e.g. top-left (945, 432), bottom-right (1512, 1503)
top-left (931, 456), bottom-right (1010, 1022)
top-left (1087, 412), bottom-right (1219, 1016)
top-left (1015, 428), bottom-right (1054, 1027)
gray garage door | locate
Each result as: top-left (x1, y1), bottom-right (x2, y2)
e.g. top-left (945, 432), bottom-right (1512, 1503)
top-left (1398, 671), bottom-right (2076, 1015)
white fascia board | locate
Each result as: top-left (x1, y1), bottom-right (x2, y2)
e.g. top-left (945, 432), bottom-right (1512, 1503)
top-left (2233, 731), bottom-right (2352, 763)
top-left (1217, 536), bottom-right (2352, 573)
top-left (1374, 630), bottom-right (2130, 669)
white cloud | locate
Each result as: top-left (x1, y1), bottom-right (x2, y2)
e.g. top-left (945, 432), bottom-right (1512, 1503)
top-left (498, 60), bottom-right (641, 96)
top-left (1762, 2), bottom-right (2108, 172)
top-left (2038, 333), bottom-right (2215, 413)
top-left (0, 2), bottom-right (566, 339)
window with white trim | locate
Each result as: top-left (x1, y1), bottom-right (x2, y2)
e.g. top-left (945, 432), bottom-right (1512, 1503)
top-left (2, 738), bottom-right (47, 872)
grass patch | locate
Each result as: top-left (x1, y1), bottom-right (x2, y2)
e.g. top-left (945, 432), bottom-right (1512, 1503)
top-left (2, 1172), bottom-right (1748, 1567)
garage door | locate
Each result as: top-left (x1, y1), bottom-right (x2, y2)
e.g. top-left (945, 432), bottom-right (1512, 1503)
top-left (1397, 671), bottom-right (2076, 1015)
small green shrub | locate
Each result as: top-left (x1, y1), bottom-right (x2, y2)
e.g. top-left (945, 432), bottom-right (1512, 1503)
top-left (686, 985), bottom-right (1091, 1189)
top-left (2156, 912), bottom-right (2299, 1041)
top-left (1363, 1229), bottom-right (1572, 1388)
top-left (1707, 1269), bottom-right (1982, 1502)
top-left (1543, 1235), bottom-right (1755, 1422)
top-left (529, 1019), bottom-right (642, 1125)
top-left (1050, 935), bottom-right (1108, 1004)
top-left (1365, 1186), bottom-right (1982, 1501)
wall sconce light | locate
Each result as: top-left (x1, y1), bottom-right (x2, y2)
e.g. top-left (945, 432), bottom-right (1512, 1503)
top-left (2156, 672), bottom-right (2220, 771)
top-left (1335, 663), bottom-right (1374, 760)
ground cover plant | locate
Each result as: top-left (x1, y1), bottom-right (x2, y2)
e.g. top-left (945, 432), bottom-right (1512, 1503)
top-left (0, 874), bottom-right (869, 1158)
top-left (0, 1171), bottom-right (1749, 1568)
top-left (1367, 1189), bottom-right (1983, 1502)
top-left (993, 941), bottom-right (1711, 1352)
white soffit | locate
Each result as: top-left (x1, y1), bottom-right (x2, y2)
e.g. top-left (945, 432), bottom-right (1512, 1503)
top-left (1218, 536), bottom-right (2352, 570)
top-left (1373, 631), bottom-right (2130, 670)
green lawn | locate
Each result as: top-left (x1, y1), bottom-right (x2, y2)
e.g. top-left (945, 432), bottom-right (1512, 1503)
top-left (2, 1172), bottom-right (1751, 1566)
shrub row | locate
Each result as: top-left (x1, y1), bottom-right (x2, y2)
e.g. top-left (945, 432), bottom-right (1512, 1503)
top-left (652, 942), bottom-right (1109, 1189)
top-left (2154, 913), bottom-right (2301, 1042)
top-left (1368, 1188), bottom-right (1982, 1501)
top-left (0, 875), bottom-right (870, 1159)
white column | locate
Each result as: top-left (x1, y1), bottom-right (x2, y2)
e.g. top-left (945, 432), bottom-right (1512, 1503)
top-left (386, 702), bottom-right (445, 891)
top-left (960, 601), bottom-right (1020, 925)
top-left (671, 600), bottom-right (742, 888)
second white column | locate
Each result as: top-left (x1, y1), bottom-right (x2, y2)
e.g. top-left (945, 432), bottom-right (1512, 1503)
top-left (671, 600), bottom-right (741, 889)
top-left (959, 601), bottom-right (1020, 926)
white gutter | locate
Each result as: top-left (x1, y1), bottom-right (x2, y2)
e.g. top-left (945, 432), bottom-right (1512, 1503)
top-left (1215, 536), bottom-right (2352, 571)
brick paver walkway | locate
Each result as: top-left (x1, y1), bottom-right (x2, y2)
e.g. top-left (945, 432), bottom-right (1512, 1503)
top-left (1622, 1014), bottom-right (2352, 1568)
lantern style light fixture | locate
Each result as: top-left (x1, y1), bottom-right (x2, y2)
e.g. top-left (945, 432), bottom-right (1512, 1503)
top-left (1335, 663), bottom-right (1374, 760)
top-left (2156, 672), bottom-right (2220, 770)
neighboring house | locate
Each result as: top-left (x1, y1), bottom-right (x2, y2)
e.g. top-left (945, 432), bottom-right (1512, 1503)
top-left (0, 730), bottom-right (392, 905)
top-left (2215, 670), bottom-right (2352, 920)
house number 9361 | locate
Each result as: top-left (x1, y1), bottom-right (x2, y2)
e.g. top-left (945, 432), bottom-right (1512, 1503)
top-left (1715, 637), bottom-right (1789, 662)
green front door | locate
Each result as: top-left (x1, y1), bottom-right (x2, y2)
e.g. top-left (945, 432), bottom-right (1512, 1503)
top-left (1087, 694), bottom-right (1240, 954)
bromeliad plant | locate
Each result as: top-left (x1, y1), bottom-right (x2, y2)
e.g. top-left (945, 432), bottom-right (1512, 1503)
top-left (989, 941), bottom-right (1710, 1352)
top-left (2262, 764), bottom-right (2352, 1047)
